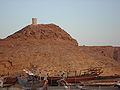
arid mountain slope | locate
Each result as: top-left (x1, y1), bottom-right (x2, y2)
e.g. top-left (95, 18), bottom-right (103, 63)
top-left (0, 24), bottom-right (120, 76)
top-left (80, 46), bottom-right (120, 62)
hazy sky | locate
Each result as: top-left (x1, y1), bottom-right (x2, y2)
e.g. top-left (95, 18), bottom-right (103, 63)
top-left (0, 0), bottom-right (120, 46)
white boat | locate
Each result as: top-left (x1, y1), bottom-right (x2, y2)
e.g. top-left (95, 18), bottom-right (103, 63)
top-left (17, 75), bottom-right (48, 89)
top-left (17, 69), bottom-right (48, 89)
top-left (115, 81), bottom-right (120, 88)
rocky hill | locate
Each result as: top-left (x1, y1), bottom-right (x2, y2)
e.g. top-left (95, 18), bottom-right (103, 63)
top-left (7, 24), bottom-right (77, 46)
top-left (0, 24), bottom-right (120, 76)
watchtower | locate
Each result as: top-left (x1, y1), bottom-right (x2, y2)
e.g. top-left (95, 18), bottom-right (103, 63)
top-left (32, 18), bottom-right (37, 25)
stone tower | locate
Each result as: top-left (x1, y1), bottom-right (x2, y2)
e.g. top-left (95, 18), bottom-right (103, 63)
top-left (32, 18), bottom-right (37, 25)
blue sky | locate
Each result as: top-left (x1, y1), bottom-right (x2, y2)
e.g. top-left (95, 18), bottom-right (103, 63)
top-left (0, 0), bottom-right (120, 46)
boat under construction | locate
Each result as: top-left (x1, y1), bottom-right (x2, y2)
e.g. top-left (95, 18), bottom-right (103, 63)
top-left (48, 67), bottom-right (103, 86)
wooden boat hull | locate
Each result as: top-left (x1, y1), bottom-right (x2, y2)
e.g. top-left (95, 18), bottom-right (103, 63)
top-left (0, 77), bottom-right (17, 87)
top-left (4, 77), bottom-right (17, 84)
top-left (65, 76), bottom-right (97, 83)
top-left (48, 76), bottom-right (97, 86)
top-left (48, 67), bottom-right (103, 86)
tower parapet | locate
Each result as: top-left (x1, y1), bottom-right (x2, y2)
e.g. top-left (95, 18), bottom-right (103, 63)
top-left (32, 18), bottom-right (37, 25)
